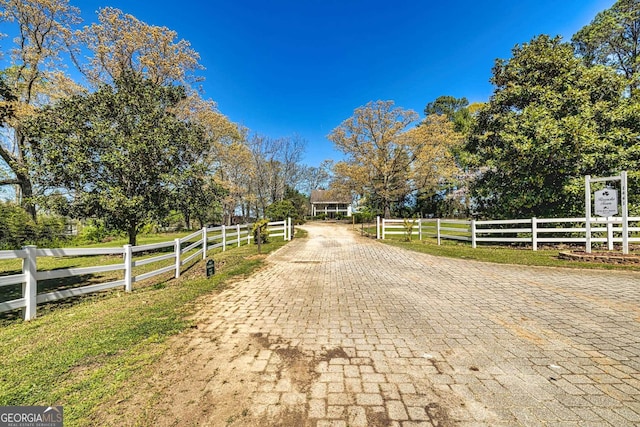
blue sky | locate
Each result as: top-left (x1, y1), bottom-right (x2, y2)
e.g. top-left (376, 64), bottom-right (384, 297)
top-left (9, 0), bottom-right (616, 166)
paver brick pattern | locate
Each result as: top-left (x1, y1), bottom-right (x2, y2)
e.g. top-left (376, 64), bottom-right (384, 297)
top-left (196, 222), bottom-right (640, 426)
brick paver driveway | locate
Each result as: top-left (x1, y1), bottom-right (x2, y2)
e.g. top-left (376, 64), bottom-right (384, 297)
top-left (187, 222), bottom-right (640, 426)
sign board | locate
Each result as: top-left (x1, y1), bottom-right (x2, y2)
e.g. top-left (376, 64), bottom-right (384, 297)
top-left (594, 188), bottom-right (618, 217)
top-left (206, 259), bottom-right (215, 277)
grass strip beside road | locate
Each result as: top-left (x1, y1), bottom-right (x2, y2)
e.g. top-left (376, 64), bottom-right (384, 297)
top-left (0, 237), bottom-right (291, 426)
top-left (383, 237), bottom-right (640, 271)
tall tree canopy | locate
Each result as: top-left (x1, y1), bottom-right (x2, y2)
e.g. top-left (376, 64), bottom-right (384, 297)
top-left (572, 0), bottom-right (640, 93)
top-left (329, 100), bottom-right (419, 218)
top-left (25, 73), bottom-right (206, 245)
top-left (466, 35), bottom-right (640, 219)
top-left (409, 114), bottom-right (463, 209)
top-left (424, 95), bottom-right (473, 134)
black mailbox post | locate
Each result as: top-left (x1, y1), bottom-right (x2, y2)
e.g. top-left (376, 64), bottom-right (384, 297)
top-left (206, 259), bottom-right (215, 277)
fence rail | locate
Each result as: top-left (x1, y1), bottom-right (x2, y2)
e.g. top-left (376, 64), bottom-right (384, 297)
top-left (379, 216), bottom-right (640, 250)
top-left (0, 219), bottom-right (293, 320)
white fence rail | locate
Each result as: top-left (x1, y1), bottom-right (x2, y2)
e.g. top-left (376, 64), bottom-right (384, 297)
top-left (379, 216), bottom-right (640, 250)
top-left (0, 219), bottom-right (292, 320)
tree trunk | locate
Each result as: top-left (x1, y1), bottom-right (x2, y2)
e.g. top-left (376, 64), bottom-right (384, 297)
top-left (17, 172), bottom-right (37, 222)
top-left (128, 224), bottom-right (137, 246)
top-left (183, 210), bottom-right (191, 230)
top-left (384, 202), bottom-right (391, 219)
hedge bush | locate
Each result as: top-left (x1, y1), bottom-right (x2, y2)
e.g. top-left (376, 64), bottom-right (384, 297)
top-left (0, 202), bottom-right (69, 249)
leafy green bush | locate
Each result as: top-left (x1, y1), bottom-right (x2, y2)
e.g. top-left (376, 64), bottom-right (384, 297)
top-left (403, 218), bottom-right (417, 242)
top-left (266, 200), bottom-right (296, 221)
top-left (252, 219), bottom-right (270, 244)
top-left (77, 219), bottom-right (110, 244)
top-left (0, 202), bottom-right (69, 249)
top-left (138, 222), bottom-right (158, 235)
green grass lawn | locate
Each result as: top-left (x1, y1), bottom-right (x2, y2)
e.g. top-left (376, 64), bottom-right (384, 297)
top-left (383, 237), bottom-right (640, 271)
top-left (0, 234), bottom-right (295, 426)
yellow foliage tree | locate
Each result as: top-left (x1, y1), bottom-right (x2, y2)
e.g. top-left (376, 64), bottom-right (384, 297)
top-left (329, 101), bottom-right (463, 218)
top-left (328, 100), bottom-right (419, 218)
top-left (409, 114), bottom-right (462, 198)
top-left (73, 7), bottom-right (202, 86)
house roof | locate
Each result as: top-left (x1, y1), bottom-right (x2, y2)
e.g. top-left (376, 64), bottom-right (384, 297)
top-left (310, 189), bottom-right (351, 204)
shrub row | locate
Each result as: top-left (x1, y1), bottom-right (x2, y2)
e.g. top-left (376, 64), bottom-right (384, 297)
top-left (0, 202), bottom-right (70, 249)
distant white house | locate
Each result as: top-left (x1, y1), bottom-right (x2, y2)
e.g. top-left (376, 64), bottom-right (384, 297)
top-left (310, 189), bottom-right (352, 218)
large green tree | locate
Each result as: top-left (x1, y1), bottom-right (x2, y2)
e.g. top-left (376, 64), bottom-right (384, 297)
top-left (25, 73), bottom-right (206, 245)
top-left (572, 0), bottom-right (640, 94)
top-left (466, 35), bottom-right (640, 219)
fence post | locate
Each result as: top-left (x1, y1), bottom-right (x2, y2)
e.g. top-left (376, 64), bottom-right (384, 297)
top-left (237, 224), bottom-right (241, 247)
top-left (222, 225), bottom-right (226, 252)
top-left (622, 170), bottom-right (629, 254)
top-left (471, 220), bottom-right (477, 249)
top-left (174, 238), bottom-right (181, 279)
top-left (247, 224), bottom-right (252, 245)
top-left (418, 218), bottom-right (423, 241)
top-left (585, 175), bottom-right (592, 254)
top-left (124, 244), bottom-right (132, 292)
top-left (376, 216), bottom-right (380, 239)
top-left (437, 219), bottom-right (441, 245)
top-left (382, 218), bottom-right (386, 240)
top-left (607, 217), bottom-right (614, 251)
top-left (288, 217), bottom-right (292, 241)
top-left (22, 245), bottom-right (37, 321)
top-left (531, 217), bottom-right (538, 251)
top-left (202, 227), bottom-right (208, 259)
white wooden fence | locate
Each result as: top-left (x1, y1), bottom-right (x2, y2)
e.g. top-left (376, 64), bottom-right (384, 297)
top-left (378, 216), bottom-right (640, 250)
top-left (0, 219), bottom-right (292, 320)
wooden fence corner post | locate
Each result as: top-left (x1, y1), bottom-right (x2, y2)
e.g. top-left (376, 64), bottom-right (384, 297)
top-left (532, 217), bottom-right (538, 251)
top-left (124, 244), bottom-right (133, 292)
top-left (376, 216), bottom-right (380, 239)
top-left (174, 238), bottom-right (181, 279)
top-left (437, 218), bottom-right (441, 245)
top-left (22, 245), bottom-right (37, 321)
top-left (237, 224), bottom-right (241, 247)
